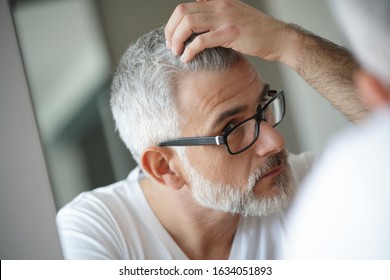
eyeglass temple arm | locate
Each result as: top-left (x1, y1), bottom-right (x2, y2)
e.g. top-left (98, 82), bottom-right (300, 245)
top-left (158, 136), bottom-right (225, 147)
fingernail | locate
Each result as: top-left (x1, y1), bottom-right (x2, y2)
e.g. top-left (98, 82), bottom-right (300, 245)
top-left (166, 40), bottom-right (171, 49)
top-left (172, 47), bottom-right (179, 56)
top-left (180, 53), bottom-right (188, 63)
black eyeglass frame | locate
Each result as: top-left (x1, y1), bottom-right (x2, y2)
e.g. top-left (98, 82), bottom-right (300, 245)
top-left (158, 89), bottom-right (285, 155)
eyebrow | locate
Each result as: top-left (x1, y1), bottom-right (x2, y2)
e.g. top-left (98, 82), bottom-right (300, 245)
top-left (210, 105), bottom-right (249, 131)
top-left (210, 84), bottom-right (270, 132)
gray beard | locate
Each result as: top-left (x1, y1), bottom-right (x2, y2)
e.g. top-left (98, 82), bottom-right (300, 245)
top-left (180, 150), bottom-right (296, 217)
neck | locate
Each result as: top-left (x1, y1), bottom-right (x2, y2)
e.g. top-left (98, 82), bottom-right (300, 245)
top-left (140, 177), bottom-right (240, 260)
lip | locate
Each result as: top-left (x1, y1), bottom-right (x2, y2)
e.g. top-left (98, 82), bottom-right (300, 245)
top-left (262, 165), bottom-right (283, 179)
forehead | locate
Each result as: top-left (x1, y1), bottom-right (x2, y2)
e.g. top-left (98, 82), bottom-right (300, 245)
top-left (175, 58), bottom-right (263, 134)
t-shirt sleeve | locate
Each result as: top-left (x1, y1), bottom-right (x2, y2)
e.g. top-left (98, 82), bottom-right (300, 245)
top-left (56, 192), bottom-right (125, 260)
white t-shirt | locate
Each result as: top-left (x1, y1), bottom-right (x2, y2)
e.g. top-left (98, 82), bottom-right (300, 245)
top-left (56, 152), bottom-right (315, 260)
top-left (283, 108), bottom-right (390, 259)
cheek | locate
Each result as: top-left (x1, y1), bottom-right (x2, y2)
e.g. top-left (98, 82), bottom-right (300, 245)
top-left (186, 147), bottom-right (251, 185)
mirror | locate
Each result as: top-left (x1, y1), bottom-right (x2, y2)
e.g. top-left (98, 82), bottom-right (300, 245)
top-left (12, 0), bottom-right (135, 209)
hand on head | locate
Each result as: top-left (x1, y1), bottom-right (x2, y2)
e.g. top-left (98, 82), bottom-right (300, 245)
top-left (165, 0), bottom-right (289, 63)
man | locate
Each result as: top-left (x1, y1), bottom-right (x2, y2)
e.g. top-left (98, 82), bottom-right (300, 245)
top-left (282, 0), bottom-right (390, 259)
top-left (56, 0), bottom-right (365, 259)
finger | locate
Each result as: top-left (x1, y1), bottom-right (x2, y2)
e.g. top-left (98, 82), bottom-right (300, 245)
top-left (180, 29), bottom-right (232, 63)
top-left (171, 13), bottom-right (216, 56)
top-left (165, 2), bottom-right (212, 49)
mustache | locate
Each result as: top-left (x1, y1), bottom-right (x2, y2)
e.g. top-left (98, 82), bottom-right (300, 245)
top-left (252, 150), bottom-right (287, 181)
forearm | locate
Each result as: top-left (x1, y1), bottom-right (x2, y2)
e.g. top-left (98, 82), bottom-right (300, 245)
top-left (280, 24), bottom-right (368, 123)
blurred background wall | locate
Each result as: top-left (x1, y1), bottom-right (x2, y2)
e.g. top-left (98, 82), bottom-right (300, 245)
top-left (11, 0), bottom-right (350, 210)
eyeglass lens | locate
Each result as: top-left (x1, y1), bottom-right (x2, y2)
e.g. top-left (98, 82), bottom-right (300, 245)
top-left (226, 118), bottom-right (257, 154)
top-left (263, 96), bottom-right (284, 127)
top-left (226, 94), bottom-right (284, 154)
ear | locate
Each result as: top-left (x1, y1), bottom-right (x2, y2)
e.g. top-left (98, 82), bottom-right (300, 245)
top-left (354, 69), bottom-right (390, 110)
top-left (141, 146), bottom-right (185, 190)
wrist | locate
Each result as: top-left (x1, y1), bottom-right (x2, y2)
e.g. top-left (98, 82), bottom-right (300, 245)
top-left (278, 23), bottom-right (311, 70)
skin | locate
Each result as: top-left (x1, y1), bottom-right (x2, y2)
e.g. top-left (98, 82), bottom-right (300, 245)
top-left (141, 57), bottom-right (287, 259)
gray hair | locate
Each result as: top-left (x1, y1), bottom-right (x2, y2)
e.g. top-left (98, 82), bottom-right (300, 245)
top-left (330, 0), bottom-right (390, 87)
top-left (110, 26), bottom-right (240, 164)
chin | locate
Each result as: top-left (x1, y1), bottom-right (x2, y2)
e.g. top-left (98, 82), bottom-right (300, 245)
top-left (252, 185), bottom-right (278, 202)
top-left (249, 165), bottom-right (295, 216)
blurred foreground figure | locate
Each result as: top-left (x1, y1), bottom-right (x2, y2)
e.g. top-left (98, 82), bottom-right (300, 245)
top-left (283, 0), bottom-right (390, 259)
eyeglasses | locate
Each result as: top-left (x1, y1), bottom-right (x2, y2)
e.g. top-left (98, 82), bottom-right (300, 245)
top-left (158, 88), bottom-right (285, 155)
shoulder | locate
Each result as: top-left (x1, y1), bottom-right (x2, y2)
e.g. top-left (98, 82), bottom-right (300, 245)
top-left (58, 167), bottom-right (143, 215)
top-left (56, 167), bottom-right (145, 259)
top-left (58, 176), bottom-right (136, 218)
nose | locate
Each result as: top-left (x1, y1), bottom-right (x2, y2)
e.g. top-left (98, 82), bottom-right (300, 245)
top-left (253, 121), bottom-right (285, 158)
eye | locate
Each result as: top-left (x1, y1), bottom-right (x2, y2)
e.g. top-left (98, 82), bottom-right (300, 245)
top-left (222, 121), bottom-right (236, 133)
